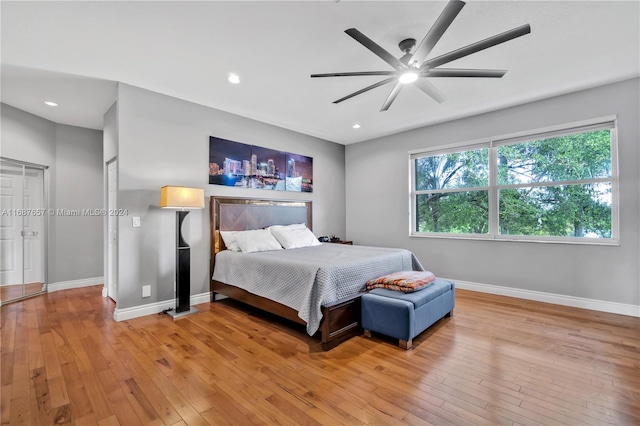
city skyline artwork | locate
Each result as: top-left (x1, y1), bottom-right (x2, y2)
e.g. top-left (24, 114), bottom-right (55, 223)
top-left (209, 136), bottom-right (313, 192)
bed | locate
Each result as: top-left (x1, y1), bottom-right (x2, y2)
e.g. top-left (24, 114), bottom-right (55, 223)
top-left (209, 196), bottom-right (423, 350)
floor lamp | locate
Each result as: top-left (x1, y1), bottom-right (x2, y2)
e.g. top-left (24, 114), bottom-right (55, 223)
top-left (160, 186), bottom-right (204, 319)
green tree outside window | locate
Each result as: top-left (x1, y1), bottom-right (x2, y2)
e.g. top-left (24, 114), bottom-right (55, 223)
top-left (413, 127), bottom-right (613, 239)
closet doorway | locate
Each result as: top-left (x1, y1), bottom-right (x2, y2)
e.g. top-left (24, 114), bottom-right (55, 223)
top-left (0, 158), bottom-right (48, 305)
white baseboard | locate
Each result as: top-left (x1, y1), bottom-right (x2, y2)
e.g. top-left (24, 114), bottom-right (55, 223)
top-left (113, 292), bottom-right (211, 321)
top-left (448, 278), bottom-right (640, 318)
top-left (113, 281), bottom-right (640, 321)
top-left (48, 276), bottom-right (104, 293)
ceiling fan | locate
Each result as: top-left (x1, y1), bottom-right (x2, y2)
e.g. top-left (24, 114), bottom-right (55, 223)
top-left (311, 0), bottom-right (531, 111)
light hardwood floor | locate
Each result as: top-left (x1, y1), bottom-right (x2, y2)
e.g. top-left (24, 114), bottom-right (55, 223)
top-left (1, 285), bottom-right (638, 425)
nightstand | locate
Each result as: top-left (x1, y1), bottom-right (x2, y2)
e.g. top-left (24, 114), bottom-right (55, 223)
top-left (331, 240), bottom-right (353, 245)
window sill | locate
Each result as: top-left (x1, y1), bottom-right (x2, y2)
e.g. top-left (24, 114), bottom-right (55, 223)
top-left (410, 233), bottom-right (620, 246)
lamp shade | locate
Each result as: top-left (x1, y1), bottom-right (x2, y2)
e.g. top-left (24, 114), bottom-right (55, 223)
top-left (160, 186), bottom-right (204, 209)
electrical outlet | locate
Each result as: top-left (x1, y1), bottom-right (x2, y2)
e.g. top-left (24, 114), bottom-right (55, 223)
top-left (132, 217), bottom-right (141, 228)
top-left (142, 285), bottom-right (151, 298)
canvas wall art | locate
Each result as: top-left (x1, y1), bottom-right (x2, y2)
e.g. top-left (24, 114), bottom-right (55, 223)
top-left (209, 136), bottom-right (313, 192)
top-left (286, 153), bottom-right (313, 192)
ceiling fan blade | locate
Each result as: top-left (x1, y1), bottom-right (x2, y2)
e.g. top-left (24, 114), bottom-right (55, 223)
top-left (414, 79), bottom-right (446, 103)
top-left (410, 0), bottom-right (466, 66)
top-left (380, 82), bottom-right (403, 111)
top-left (333, 77), bottom-right (396, 104)
top-left (311, 71), bottom-right (397, 78)
top-left (425, 68), bottom-right (507, 78)
top-left (345, 28), bottom-right (405, 70)
top-left (422, 24), bottom-right (531, 69)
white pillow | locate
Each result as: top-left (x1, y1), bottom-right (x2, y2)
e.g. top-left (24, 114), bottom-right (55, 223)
top-left (234, 229), bottom-right (283, 253)
top-left (219, 231), bottom-right (241, 252)
top-left (269, 225), bottom-right (322, 249)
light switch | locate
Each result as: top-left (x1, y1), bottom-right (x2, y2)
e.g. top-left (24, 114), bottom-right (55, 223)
top-left (132, 216), bottom-right (141, 228)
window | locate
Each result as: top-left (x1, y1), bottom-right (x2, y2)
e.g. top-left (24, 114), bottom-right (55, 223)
top-left (410, 117), bottom-right (618, 244)
top-left (414, 147), bottom-right (489, 234)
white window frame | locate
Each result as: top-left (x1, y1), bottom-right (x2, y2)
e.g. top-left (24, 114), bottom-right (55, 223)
top-left (409, 116), bottom-right (619, 245)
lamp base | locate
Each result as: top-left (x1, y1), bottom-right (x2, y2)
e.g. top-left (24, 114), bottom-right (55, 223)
top-left (167, 307), bottom-right (198, 320)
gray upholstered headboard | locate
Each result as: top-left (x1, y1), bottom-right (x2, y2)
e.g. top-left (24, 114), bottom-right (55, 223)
top-left (210, 196), bottom-right (312, 256)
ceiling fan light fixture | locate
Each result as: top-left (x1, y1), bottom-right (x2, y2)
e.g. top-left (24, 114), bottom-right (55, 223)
top-left (399, 72), bottom-right (419, 84)
top-left (311, 0), bottom-right (531, 110)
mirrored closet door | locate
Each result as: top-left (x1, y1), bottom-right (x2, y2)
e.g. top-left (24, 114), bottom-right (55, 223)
top-left (0, 158), bottom-right (47, 305)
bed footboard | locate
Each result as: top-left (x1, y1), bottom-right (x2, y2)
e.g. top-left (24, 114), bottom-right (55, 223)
top-left (320, 292), bottom-right (363, 351)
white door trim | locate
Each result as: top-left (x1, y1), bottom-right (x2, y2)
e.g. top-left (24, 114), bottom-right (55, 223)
top-left (106, 158), bottom-right (118, 303)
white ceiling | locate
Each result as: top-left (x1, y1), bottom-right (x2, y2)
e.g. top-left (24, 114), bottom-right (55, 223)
top-left (1, 1), bottom-right (638, 145)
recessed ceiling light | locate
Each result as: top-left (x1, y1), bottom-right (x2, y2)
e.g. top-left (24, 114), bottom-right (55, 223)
top-left (399, 72), bottom-right (419, 84)
top-left (228, 73), bottom-right (240, 84)
top-left (352, 123), bottom-right (361, 129)
top-left (44, 101), bottom-right (59, 107)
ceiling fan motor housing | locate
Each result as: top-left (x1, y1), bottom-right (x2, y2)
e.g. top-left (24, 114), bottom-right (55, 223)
top-left (399, 38), bottom-right (417, 53)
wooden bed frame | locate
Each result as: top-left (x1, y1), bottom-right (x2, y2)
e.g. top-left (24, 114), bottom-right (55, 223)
top-left (209, 196), bottom-right (362, 351)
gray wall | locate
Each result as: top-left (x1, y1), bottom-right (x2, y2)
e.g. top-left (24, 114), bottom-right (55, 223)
top-left (1, 104), bottom-right (56, 165)
top-left (1, 104), bottom-right (57, 281)
top-left (114, 84), bottom-right (346, 309)
top-left (54, 124), bottom-right (103, 282)
top-left (1, 103), bottom-right (104, 283)
top-left (345, 78), bottom-right (639, 306)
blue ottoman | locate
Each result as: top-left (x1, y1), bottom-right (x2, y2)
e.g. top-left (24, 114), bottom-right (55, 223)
top-left (361, 279), bottom-right (455, 349)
